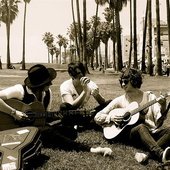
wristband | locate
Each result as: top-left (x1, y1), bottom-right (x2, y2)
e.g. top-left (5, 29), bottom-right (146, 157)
top-left (11, 109), bottom-right (16, 116)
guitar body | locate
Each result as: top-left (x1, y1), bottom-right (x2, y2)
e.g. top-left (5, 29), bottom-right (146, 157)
top-left (103, 102), bottom-right (139, 140)
top-left (0, 99), bottom-right (46, 131)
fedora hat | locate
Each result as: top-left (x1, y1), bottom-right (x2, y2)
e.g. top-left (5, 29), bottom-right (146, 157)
top-left (24, 64), bottom-right (57, 88)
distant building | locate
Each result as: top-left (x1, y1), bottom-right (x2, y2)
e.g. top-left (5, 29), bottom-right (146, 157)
top-left (122, 35), bottom-right (140, 64)
top-left (122, 18), bottom-right (169, 64)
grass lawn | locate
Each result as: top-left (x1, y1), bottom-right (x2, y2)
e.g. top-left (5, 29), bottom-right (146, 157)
top-left (0, 66), bottom-right (169, 170)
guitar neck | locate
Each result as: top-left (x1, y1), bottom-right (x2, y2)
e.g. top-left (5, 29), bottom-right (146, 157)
top-left (28, 109), bottom-right (92, 118)
top-left (28, 111), bottom-right (59, 118)
top-left (131, 96), bottom-right (163, 116)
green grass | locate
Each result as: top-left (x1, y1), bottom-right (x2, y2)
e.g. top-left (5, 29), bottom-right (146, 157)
top-left (0, 67), bottom-right (169, 170)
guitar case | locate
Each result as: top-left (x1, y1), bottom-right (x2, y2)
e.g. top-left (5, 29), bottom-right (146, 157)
top-left (0, 126), bottom-right (42, 170)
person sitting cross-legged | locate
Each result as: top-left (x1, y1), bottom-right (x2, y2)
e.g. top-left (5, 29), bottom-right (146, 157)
top-left (60, 61), bottom-right (111, 130)
top-left (94, 68), bottom-right (170, 163)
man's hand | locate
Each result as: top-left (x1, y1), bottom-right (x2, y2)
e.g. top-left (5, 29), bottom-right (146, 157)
top-left (80, 77), bottom-right (90, 86)
top-left (94, 112), bottom-right (107, 125)
top-left (13, 110), bottom-right (28, 121)
top-left (91, 88), bottom-right (99, 96)
top-left (110, 114), bottom-right (124, 126)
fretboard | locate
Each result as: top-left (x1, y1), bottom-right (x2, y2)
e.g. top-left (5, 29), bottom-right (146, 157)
top-left (130, 96), bottom-right (162, 116)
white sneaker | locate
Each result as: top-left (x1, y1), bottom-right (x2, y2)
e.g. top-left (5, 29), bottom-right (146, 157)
top-left (162, 147), bottom-right (170, 163)
top-left (135, 152), bottom-right (148, 163)
top-left (90, 147), bottom-right (112, 156)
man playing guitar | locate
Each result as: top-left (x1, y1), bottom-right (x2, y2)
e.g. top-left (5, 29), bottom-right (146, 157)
top-left (94, 68), bottom-right (170, 164)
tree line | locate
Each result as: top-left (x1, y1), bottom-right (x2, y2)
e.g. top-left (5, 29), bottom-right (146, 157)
top-left (0, 0), bottom-right (170, 76)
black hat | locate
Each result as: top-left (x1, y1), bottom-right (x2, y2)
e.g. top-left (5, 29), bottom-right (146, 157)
top-left (24, 64), bottom-right (57, 88)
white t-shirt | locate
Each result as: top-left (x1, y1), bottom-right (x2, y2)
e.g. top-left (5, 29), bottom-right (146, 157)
top-left (60, 79), bottom-right (98, 108)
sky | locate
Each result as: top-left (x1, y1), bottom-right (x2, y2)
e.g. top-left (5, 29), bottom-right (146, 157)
top-left (0, 0), bottom-right (167, 63)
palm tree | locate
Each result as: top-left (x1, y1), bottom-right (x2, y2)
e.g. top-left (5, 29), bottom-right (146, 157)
top-left (133, 0), bottom-right (137, 69)
top-left (90, 15), bottom-right (101, 68)
top-left (128, 0), bottom-right (132, 68)
top-left (21, 0), bottom-right (31, 70)
top-left (67, 23), bottom-right (79, 60)
top-left (141, 1), bottom-right (148, 73)
top-left (109, 0), bottom-right (128, 71)
top-left (42, 32), bottom-right (54, 63)
top-left (1, 0), bottom-right (20, 69)
top-left (147, 0), bottom-right (153, 75)
top-left (48, 44), bottom-right (56, 63)
top-left (71, 0), bottom-right (80, 60)
top-left (91, 0), bottom-right (108, 69)
top-left (83, 0), bottom-right (89, 72)
top-left (76, 0), bottom-right (83, 61)
top-left (155, 0), bottom-right (162, 75)
top-left (69, 44), bottom-right (76, 62)
top-left (132, 0), bottom-right (137, 68)
top-left (56, 34), bottom-right (65, 64)
top-left (166, 0), bottom-right (170, 60)
top-left (63, 37), bottom-right (68, 64)
top-left (99, 21), bottom-right (112, 69)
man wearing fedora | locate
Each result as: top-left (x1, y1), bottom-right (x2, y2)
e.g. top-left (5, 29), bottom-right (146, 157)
top-left (0, 64), bottom-right (112, 156)
top-left (0, 64), bottom-right (56, 119)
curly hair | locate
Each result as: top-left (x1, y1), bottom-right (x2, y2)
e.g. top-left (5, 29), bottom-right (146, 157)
top-left (68, 62), bottom-right (86, 78)
top-left (120, 68), bottom-right (143, 88)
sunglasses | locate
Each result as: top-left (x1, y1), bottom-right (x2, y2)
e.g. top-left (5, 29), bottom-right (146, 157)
top-left (119, 79), bottom-right (130, 85)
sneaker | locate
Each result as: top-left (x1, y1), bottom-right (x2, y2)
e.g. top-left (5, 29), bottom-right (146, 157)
top-left (90, 147), bottom-right (112, 156)
top-left (162, 147), bottom-right (170, 163)
top-left (135, 152), bottom-right (149, 163)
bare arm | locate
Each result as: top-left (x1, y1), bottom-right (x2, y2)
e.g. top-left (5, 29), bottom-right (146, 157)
top-left (92, 89), bottom-right (105, 104)
top-left (0, 85), bottom-right (28, 120)
top-left (0, 98), bottom-right (28, 120)
top-left (62, 88), bottom-right (90, 109)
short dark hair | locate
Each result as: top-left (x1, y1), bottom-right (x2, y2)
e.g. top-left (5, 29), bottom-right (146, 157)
top-left (68, 62), bottom-right (86, 78)
top-left (120, 68), bottom-right (143, 88)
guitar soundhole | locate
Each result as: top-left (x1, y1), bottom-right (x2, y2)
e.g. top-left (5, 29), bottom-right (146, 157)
top-left (123, 112), bottom-right (131, 122)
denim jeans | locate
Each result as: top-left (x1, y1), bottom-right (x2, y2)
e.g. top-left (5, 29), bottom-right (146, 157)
top-left (129, 124), bottom-right (170, 159)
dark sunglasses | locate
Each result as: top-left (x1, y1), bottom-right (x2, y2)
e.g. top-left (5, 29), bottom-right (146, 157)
top-left (119, 79), bottom-right (129, 85)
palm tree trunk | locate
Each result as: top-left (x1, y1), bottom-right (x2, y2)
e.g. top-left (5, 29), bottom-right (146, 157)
top-left (6, 23), bottom-right (11, 69)
top-left (6, 4), bottom-right (11, 69)
top-left (99, 45), bottom-right (102, 67)
top-left (95, 48), bottom-right (99, 68)
top-left (71, 0), bottom-right (80, 60)
top-left (105, 41), bottom-right (108, 69)
top-left (112, 8), bottom-right (116, 70)
top-left (128, 0), bottom-right (132, 68)
top-left (147, 0), bottom-right (153, 76)
top-left (133, 0), bottom-right (138, 69)
top-left (156, 0), bottom-right (162, 75)
top-left (59, 46), bottom-right (62, 64)
top-left (115, 8), bottom-right (123, 71)
top-left (48, 48), bottom-right (50, 63)
top-left (91, 3), bottom-right (99, 69)
top-left (22, 1), bottom-right (27, 70)
top-left (76, 0), bottom-right (83, 61)
top-left (83, 0), bottom-right (89, 73)
top-left (141, 1), bottom-right (148, 73)
top-left (166, 0), bottom-right (170, 61)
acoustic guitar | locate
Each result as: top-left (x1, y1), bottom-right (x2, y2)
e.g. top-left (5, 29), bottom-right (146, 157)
top-left (0, 99), bottom-right (95, 131)
top-left (103, 92), bottom-right (170, 140)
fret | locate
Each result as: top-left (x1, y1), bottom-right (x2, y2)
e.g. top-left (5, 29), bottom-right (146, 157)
top-left (130, 94), bottom-right (168, 116)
